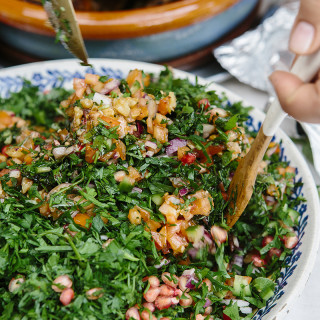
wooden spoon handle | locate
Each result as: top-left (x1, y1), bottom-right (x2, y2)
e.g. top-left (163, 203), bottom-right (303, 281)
top-left (226, 50), bottom-right (320, 228)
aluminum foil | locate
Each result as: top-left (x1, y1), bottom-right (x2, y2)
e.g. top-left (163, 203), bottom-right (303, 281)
top-left (214, 1), bottom-right (320, 176)
top-left (214, 1), bottom-right (298, 92)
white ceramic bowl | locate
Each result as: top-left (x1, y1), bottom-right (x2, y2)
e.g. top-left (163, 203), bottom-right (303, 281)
top-left (0, 59), bottom-right (319, 319)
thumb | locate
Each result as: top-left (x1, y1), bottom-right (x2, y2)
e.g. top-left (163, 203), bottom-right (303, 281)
top-left (289, 0), bottom-right (320, 55)
top-left (269, 70), bottom-right (320, 123)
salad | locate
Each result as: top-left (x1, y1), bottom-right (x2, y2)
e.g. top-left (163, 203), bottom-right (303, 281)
top-left (0, 67), bottom-right (303, 320)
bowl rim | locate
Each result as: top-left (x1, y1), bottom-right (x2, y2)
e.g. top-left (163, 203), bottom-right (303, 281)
top-left (0, 0), bottom-right (242, 39)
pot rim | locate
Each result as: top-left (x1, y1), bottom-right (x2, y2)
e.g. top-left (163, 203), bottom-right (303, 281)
top-left (0, 0), bottom-right (241, 39)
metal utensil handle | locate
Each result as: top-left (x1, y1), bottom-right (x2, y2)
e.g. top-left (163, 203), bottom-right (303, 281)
top-left (263, 51), bottom-right (320, 136)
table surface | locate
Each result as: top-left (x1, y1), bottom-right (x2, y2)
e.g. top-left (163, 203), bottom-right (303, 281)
top-left (0, 57), bottom-right (319, 320)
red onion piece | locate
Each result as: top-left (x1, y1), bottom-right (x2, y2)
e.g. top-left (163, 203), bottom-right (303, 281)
top-left (179, 187), bottom-right (189, 197)
top-left (166, 138), bottom-right (187, 156)
top-left (187, 248), bottom-right (198, 259)
top-left (204, 298), bottom-right (212, 308)
top-left (232, 254), bottom-right (244, 268)
top-left (133, 121), bottom-right (144, 138)
top-left (70, 211), bottom-right (78, 219)
top-left (154, 258), bottom-right (170, 269)
top-left (182, 269), bottom-right (198, 289)
top-left (145, 141), bottom-right (158, 150)
top-left (132, 187), bottom-right (143, 194)
top-left (99, 79), bottom-right (120, 94)
top-left (185, 279), bottom-right (196, 289)
top-left (136, 121), bottom-right (144, 134)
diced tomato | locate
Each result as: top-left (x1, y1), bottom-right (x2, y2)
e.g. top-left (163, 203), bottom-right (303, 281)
top-left (126, 69), bottom-right (143, 88)
top-left (85, 144), bottom-right (98, 164)
top-left (100, 116), bottom-right (120, 128)
top-left (115, 140), bottom-right (126, 161)
top-left (262, 235), bottom-right (274, 247)
top-left (221, 192), bottom-right (228, 201)
top-left (73, 213), bottom-right (91, 229)
top-left (158, 97), bottom-right (171, 115)
top-left (181, 153), bottom-right (196, 165)
top-left (251, 253), bottom-right (265, 267)
top-left (151, 230), bottom-right (167, 249)
top-left (1, 145), bottom-right (10, 157)
top-left (207, 144), bottom-right (224, 156)
top-left (167, 233), bottom-right (185, 253)
top-left (78, 144), bottom-right (85, 151)
top-left (197, 98), bottom-right (210, 110)
top-left (85, 73), bottom-right (100, 85)
top-left (268, 248), bottom-right (282, 259)
top-left (244, 249), bottom-right (266, 267)
top-left (73, 78), bottom-right (86, 98)
top-left (219, 182), bottom-right (226, 193)
top-left (145, 219), bottom-right (162, 231)
top-left (24, 154), bottom-right (33, 165)
top-left (0, 111), bottom-right (13, 127)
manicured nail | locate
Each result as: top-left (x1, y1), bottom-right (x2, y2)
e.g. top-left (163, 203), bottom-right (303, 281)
top-left (289, 21), bottom-right (315, 54)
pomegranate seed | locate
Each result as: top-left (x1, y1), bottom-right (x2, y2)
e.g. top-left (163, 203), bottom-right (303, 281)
top-left (252, 254), bottom-right (266, 267)
top-left (262, 235), bottom-right (274, 247)
top-left (244, 250), bottom-right (266, 267)
top-left (52, 275), bottom-right (73, 293)
top-left (142, 302), bottom-right (155, 312)
top-left (161, 272), bottom-right (178, 288)
top-left (210, 225), bottom-right (228, 246)
top-left (159, 284), bottom-right (175, 296)
top-left (143, 287), bottom-right (161, 303)
top-left (126, 307), bottom-right (141, 320)
top-left (171, 296), bottom-right (179, 305)
top-left (8, 275), bottom-right (25, 292)
top-left (197, 98), bottom-right (210, 110)
top-left (148, 276), bottom-right (160, 288)
top-left (179, 292), bottom-right (193, 306)
top-left (86, 287), bottom-right (104, 300)
top-left (204, 306), bottom-right (213, 315)
top-left (140, 310), bottom-right (156, 320)
top-left (59, 288), bottom-right (74, 306)
top-left (201, 278), bottom-right (213, 292)
top-left (268, 248), bottom-right (282, 259)
top-left (283, 234), bottom-right (299, 249)
top-left (155, 296), bottom-right (172, 310)
top-left (178, 276), bottom-right (190, 292)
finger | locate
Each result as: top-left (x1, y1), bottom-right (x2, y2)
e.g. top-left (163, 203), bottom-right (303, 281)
top-left (289, 0), bottom-right (320, 55)
top-left (269, 70), bottom-right (320, 123)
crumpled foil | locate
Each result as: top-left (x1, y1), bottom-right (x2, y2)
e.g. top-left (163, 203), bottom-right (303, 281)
top-left (214, 1), bottom-right (320, 176)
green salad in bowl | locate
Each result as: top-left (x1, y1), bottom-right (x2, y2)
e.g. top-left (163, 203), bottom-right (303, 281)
top-left (0, 60), bottom-right (317, 320)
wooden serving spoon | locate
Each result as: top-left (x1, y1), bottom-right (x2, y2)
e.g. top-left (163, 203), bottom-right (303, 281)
top-left (226, 52), bottom-right (320, 228)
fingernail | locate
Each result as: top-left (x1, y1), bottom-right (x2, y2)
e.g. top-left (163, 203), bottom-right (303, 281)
top-left (289, 21), bottom-right (315, 54)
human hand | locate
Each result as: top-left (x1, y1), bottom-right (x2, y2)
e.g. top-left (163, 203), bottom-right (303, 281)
top-left (269, 0), bottom-right (320, 123)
